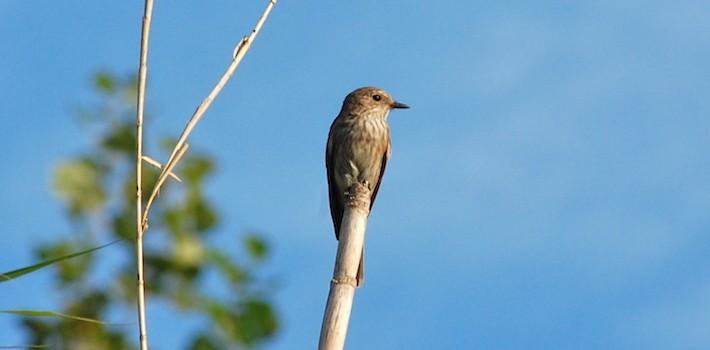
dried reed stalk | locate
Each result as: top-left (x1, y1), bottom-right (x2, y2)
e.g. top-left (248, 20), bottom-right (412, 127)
top-left (140, 0), bottom-right (277, 229)
top-left (134, 0), bottom-right (154, 348)
top-left (134, 2), bottom-right (277, 348)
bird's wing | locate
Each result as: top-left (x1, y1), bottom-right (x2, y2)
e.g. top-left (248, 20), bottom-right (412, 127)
top-left (369, 141), bottom-right (391, 212)
top-left (326, 121), bottom-right (344, 240)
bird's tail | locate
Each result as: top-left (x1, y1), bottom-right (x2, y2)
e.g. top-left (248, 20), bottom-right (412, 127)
top-left (356, 247), bottom-right (364, 287)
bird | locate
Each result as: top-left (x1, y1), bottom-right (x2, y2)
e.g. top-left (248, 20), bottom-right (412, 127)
top-left (325, 86), bottom-right (409, 287)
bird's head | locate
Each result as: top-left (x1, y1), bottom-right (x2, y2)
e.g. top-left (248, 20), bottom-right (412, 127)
top-left (342, 87), bottom-right (409, 118)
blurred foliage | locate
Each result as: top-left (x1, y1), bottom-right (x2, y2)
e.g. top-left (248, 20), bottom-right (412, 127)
top-left (53, 159), bottom-right (106, 217)
top-left (18, 72), bottom-right (278, 349)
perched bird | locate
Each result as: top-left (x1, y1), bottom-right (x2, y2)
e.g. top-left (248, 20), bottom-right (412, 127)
top-left (326, 86), bottom-right (409, 286)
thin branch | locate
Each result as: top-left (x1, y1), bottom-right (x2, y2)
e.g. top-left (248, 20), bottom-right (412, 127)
top-left (141, 143), bottom-right (189, 230)
top-left (134, 0), bottom-right (154, 349)
top-left (141, 0), bottom-right (277, 228)
top-left (141, 156), bottom-right (182, 182)
top-left (318, 183), bottom-right (371, 350)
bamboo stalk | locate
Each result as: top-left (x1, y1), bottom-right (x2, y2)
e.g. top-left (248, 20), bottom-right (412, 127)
top-left (140, 0), bottom-right (277, 229)
top-left (134, 0), bottom-right (154, 349)
top-left (318, 183), bottom-right (371, 350)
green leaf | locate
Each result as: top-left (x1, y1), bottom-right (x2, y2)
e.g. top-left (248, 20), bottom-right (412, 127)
top-left (207, 250), bottom-right (246, 286)
top-left (244, 235), bottom-right (269, 262)
top-left (162, 205), bottom-right (184, 235)
top-left (192, 198), bottom-right (218, 232)
top-left (205, 301), bottom-right (238, 340)
top-left (36, 242), bottom-right (92, 284)
top-left (102, 122), bottom-right (136, 155)
top-left (173, 235), bottom-right (205, 268)
top-left (0, 310), bottom-right (106, 325)
top-left (189, 334), bottom-right (220, 350)
top-left (53, 159), bottom-right (106, 215)
top-left (94, 72), bottom-right (116, 94)
top-left (236, 299), bottom-right (278, 343)
top-left (0, 344), bottom-right (49, 349)
top-left (120, 74), bottom-right (139, 105)
top-left (0, 240), bottom-right (121, 282)
top-left (111, 209), bottom-right (135, 241)
top-left (182, 156), bottom-right (214, 185)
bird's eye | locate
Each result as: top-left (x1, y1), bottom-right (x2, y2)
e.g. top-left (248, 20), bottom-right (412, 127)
top-left (372, 94), bottom-right (381, 101)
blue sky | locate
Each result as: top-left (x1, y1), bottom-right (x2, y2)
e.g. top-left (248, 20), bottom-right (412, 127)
top-left (2, 0), bottom-right (710, 349)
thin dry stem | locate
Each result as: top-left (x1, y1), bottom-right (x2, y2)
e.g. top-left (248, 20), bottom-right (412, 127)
top-left (141, 143), bottom-right (189, 230)
top-left (142, 156), bottom-right (182, 182)
top-left (133, 2), bottom-right (277, 348)
top-left (140, 0), bottom-right (277, 229)
top-left (135, 0), bottom-right (154, 349)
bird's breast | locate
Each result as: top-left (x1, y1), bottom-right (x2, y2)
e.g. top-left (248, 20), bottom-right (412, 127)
top-left (333, 118), bottom-right (390, 189)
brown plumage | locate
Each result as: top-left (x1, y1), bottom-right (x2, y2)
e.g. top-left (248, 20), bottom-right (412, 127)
top-left (325, 87), bottom-right (409, 286)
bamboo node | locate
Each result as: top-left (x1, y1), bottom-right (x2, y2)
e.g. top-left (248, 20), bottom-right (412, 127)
top-left (331, 273), bottom-right (358, 287)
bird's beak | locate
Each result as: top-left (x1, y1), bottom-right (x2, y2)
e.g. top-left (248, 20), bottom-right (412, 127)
top-left (391, 101), bottom-right (410, 109)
